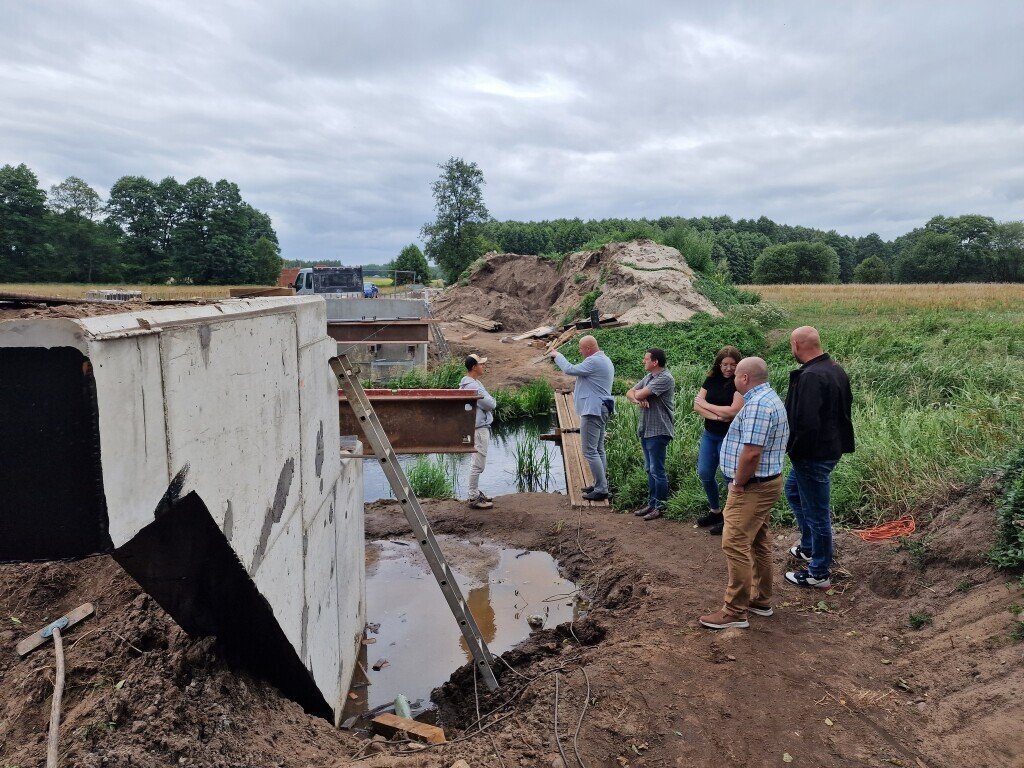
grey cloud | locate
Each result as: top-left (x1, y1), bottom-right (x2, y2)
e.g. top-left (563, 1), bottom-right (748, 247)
top-left (1, 1), bottom-right (1022, 264)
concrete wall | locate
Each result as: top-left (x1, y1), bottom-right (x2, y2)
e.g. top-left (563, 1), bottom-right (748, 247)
top-left (0, 296), bottom-right (364, 725)
top-left (324, 296), bottom-right (427, 320)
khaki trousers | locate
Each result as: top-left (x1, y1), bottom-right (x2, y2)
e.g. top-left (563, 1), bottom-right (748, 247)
top-left (721, 476), bottom-right (783, 617)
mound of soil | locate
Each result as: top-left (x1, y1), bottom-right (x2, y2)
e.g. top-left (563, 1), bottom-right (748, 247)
top-left (431, 240), bottom-right (721, 332)
top-left (2, 489), bottom-right (1021, 767)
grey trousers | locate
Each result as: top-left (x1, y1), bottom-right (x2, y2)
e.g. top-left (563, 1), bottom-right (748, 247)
top-left (580, 408), bottom-right (610, 494)
top-left (468, 426), bottom-right (490, 497)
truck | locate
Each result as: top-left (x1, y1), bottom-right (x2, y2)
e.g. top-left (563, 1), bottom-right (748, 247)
top-left (291, 266), bottom-right (363, 297)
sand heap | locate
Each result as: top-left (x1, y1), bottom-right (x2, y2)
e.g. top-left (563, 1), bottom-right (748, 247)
top-left (430, 239), bottom-right (721, 332)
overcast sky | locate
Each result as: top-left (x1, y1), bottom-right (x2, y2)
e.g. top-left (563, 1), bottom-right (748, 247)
top-left (2, 2), bottom-right (1022, 264)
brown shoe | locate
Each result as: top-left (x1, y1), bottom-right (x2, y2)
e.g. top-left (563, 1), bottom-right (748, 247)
top-left (698, 609), bottom-right (749, 630)
top-left (468, 493), bottom-right (493, 510)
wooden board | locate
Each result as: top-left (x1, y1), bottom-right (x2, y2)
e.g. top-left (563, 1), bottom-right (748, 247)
top-left (17, 603), bottom-right (94, 656)
top-left (371, 713), bottom-right (446, 744)
top-left (461, 314), bottom-right (502, 331)
top-left (512, 325), bottom-right (557, 341)
top-left (555, 393), bottom-right (608, 508)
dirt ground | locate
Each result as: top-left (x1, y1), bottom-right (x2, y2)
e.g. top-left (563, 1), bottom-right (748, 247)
top-left (441, 318), bottom-right (576, 390)
top-left (2, 486), bottom-right (1021, 767)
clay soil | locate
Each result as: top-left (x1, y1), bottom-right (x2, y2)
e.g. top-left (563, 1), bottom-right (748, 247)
top-left (2, 487), bottom-right (1021, 767)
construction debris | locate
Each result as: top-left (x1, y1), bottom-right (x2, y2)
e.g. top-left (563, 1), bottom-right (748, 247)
top-left (371, 713), bottom-right (446, 744)
top-left (461, 313), bottom-right (503, 332)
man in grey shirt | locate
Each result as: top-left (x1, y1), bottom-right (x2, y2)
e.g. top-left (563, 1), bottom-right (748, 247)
top-left (459, 353), bottom-right (496, 509)
top-left (549, 335), bottom-right (615, 501)
top-left (626, 347), bottom-right (675, 520)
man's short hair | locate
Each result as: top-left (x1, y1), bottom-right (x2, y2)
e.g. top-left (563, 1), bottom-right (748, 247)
top-left (465, 353), bottom-right (488, 370)
top-left (646, 347), bottom-right (667, 367)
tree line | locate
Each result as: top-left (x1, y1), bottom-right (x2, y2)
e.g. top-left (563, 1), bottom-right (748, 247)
top-left (421, 158), bottom-right (1024, 285)
top-left (0, 163), bottom-right (282, 285)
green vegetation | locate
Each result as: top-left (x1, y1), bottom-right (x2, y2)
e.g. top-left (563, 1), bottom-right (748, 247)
top-left (1012, 621), bottom-right (1024, 643)
top-left (513, 438), bottom-right (554, 492)
top-left (421, 157), bottom-right (491, 283)
top-left (561, 289), bottom-right (602, 325)
top-left (908, 612), bottom-right (934, 630)
top-left (493, 378), bottom-right (554, 421)
top-left (478, 213), bottom-right (1024, 285)
top-left (992, 446), bottom-right (1024, 569)
top-left (389, 243), bottom-right (430, 284)
top-left (0, 164), bottom-right (280, 285)
top-left (567, 286), bottom-right (1024, 529)
top-left (752, 241), bottom-right (840, 284)
top-left (407, 456), bottom-right (456, 499)
top-left (386, 365), bottom-right (553, 422)
top-left (854, 256), bottom-right (891, 283)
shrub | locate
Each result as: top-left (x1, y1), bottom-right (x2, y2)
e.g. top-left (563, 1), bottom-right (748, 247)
top-left (407, 456), bottom-right (455, 499)
top-left (908, 612), bottom-right (933, 630)
top-left (726, 301), bottom-right (788, 329)
top-left (854, 256), bottom-right (891, 284)
top-left (992, 446), bottom-right (1024, 569)
top-left (752, 241), bottom-right (840, 284)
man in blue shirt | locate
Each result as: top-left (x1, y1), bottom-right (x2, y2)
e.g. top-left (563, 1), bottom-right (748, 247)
top-left (700, 357), bottom-right (789, 630)
top-left (549, 335), bottom-right (615, 501)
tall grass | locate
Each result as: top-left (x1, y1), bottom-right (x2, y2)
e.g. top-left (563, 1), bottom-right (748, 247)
top-left (596, 292), bottom-right (1024, 529)
top-left (512, 438), bottom-right (554, 492)
top-left (407, 456), bottom-right (456, 499)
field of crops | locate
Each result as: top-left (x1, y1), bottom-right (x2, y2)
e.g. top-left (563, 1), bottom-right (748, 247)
top-left (570, 283), bottom-right (1024, 529)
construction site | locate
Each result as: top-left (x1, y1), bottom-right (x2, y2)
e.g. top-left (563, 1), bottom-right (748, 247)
top-left (1, 241), bottom-right (1021, 768)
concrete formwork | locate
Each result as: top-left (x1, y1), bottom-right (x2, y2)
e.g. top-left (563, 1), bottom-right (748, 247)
top-left (324, 296), bottom-right (431, 381)
top-left (0, 296), bottom-right (364, 725)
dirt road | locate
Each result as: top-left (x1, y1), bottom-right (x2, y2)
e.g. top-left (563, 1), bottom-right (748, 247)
top-left (3, 487), bottom-right (1019, 767)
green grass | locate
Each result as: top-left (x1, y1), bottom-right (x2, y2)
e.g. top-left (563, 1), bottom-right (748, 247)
top-left (992, 446), bottom-right (1024, 569)
top-left (908, 612), bottom-right (934, 630)
top-left (385, 365), bottom-right (554, 422)
top-left (574, 287), bottom-right (1024, 530)
top-left (407, 456), bottom-right (456, 499)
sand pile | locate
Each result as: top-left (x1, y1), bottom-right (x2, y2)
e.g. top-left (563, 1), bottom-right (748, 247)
top-left (430, 239), bottom-right (721, 332)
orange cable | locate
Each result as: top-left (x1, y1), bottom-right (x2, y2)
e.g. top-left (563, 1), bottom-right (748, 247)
top-left (853, 515), bottom-right (916, 541)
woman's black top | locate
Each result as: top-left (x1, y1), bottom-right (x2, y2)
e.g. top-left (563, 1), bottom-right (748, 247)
top-left (702, 374), bottom-right (736, 436)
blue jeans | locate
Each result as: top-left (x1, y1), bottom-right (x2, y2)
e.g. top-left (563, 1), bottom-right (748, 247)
top-left (696, 431), bottom-right (726, 510)
top-left (785, 459), bottom-right (840, 577)
top-left (641, 434), bottom-right (671, 508)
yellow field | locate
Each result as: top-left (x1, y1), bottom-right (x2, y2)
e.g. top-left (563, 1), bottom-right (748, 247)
top-left (743, 283), bottom-right (1024, 313)
top-left (366, 276), bottom-right (394, 286)
top-left (0, 283), bottom-right (255, 300)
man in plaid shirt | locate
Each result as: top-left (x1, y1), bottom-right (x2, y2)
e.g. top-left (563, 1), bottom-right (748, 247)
top-left (700, 357), bottom-right (790, 630)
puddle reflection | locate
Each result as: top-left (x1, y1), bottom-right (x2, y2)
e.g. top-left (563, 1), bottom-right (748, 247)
top-left (361, 536), bottom-right (578, 710)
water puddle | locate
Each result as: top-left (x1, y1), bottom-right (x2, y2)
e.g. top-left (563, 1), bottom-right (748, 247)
top-left (363, 415), bottom-right (566, 502)
top-left (356, 536), bottom-right (579, 713)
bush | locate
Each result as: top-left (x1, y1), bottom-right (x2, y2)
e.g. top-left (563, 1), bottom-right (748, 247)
top-left (661, 225), bottom-right (713, 273)
top-left (493, 379), bottom-right (554, 421)
top-left (694, 276), bottom-right (761, 309)
top-left (561, 289), bottom-right (602, 325)
top-left (992, 446), bottom-right (1024, 569)
top-left (853, 256), bottom-right (891, 284)
top-left (752, 241), bottom-right (840, 284)
top-left (407, 456), bottom-right (455, 499)
top-left (726, 301), bottom-right (788, 329)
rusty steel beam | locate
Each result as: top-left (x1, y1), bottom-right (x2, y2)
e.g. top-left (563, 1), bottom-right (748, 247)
top-left (339, 389), bottom-right (480, 454)
top-left (326, 321), bottom-right (430, 344)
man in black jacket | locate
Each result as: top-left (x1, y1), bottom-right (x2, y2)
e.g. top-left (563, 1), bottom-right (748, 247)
top-left (783, 326), bottom-right (854, 589)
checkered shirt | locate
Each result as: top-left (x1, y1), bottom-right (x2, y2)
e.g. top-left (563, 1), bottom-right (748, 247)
top-left (720, 382), bottom-right (790, 480)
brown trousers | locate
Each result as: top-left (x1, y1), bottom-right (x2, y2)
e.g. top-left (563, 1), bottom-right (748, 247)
top-left (721, 476), bottom-right (784, 617)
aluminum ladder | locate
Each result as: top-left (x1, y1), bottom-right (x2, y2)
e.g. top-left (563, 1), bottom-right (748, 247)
top-left (330, 354), bottom-right (499, 691)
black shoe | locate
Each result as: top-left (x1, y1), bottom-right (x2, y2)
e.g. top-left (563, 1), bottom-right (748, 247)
top-left (708, 521), bottom-right (724, 536)
top-left (696, 511), bottom-right (723, 528)
top-left (582, 490), bottom-right (609, 501)
top-left (642, 508), bottom-right (664, 521)
top-left (581, 486), bottom-right (594, 494)
top-left (788, 544), bottom-right (811, 563)
top-left (633, 506), bottom-right (654, 517)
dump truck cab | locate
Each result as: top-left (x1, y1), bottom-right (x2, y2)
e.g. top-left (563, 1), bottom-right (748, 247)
top-left (293, 266), bottom-right (363, 297)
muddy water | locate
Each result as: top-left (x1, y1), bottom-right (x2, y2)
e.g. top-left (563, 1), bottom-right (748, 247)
top-left (361, 536), bottom-right (578, 710)
top-left (363, 415), bottom-right (566, 502)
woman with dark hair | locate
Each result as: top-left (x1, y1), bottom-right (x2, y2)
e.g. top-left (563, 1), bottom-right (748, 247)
top-left (693, 346), bottom-right (745, 535)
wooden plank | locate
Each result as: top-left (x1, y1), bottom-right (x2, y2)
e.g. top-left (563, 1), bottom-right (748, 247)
top-left (371, 713), bottom-right (446, 744)
top-left (561, 429), bottom-right (588, 508)
top-left (17, 603), bottom-right (94, 657)
top-left (555, 393), bottom-right (609, 508)
top-left (511, 325), bottom-right (550, 341)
